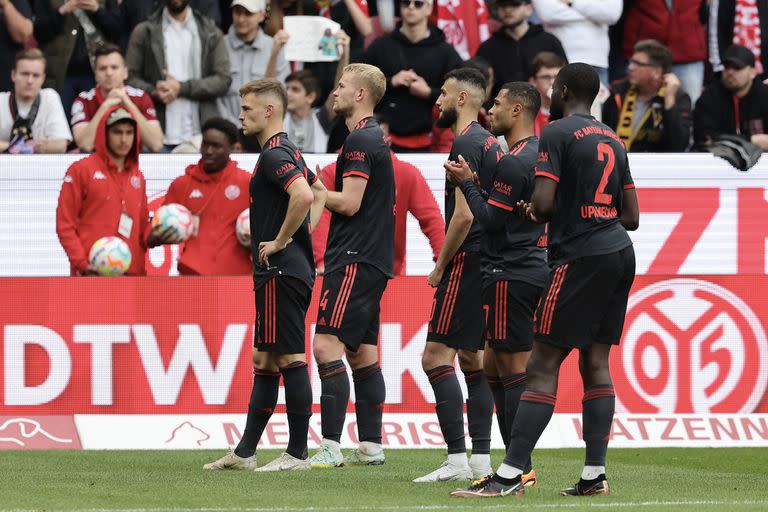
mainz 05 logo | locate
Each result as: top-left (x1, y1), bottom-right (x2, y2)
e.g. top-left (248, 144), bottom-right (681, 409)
top-left (613, 279), bottom-right (768, 413)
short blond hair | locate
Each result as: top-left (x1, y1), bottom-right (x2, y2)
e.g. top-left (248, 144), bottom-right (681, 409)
top-left (15, 48), bottom-right (46, 68)
top-left (343, 63), bottom-right (386, 106)
top-left (239, 78), bottom-right (288, 114)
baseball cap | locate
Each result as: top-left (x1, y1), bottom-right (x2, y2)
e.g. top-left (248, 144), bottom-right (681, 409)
top-left (723, 45), bottom-right (756, 69)
top-left (231, 0), bottom-right (266, 13)
top-left (105, 107), bottom-right (136, 127)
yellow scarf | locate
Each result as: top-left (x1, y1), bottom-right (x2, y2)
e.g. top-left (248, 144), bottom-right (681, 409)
top-left (615, 85), bottom-right (665, 151)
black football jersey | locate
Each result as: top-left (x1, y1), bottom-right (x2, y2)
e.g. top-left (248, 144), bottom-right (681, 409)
top-left (445, 121), bottom-right (504, 253)
top-left (324, 117), bottom-right (396, 277)
top-left (479, 136), bottom-right (548, 287)
top-left (250, 132), bottom-right (317, 288)
top-left (535, 114), bottom-right (634, 266)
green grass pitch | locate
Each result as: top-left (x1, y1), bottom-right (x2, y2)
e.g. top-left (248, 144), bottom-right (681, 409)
top-left (1, 448), bottom-right (766, 511)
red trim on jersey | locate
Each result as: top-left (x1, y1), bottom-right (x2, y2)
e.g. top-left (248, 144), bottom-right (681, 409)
top-left (535, 171), bottom-right (560, 182)
top-left (283, 173), bottom-right (302, 190)
top-left (342, 170), bottom-right (369, 180)
top-left (510, 140), bottom-right (528, 156)
top-left (623, 183), bottom-right (636, 190)
top-left (488, 198), bottom-right (513, 211)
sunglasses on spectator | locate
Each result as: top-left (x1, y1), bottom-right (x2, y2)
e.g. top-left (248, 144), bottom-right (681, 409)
top-left (400, 0), bottom-right (427, 8)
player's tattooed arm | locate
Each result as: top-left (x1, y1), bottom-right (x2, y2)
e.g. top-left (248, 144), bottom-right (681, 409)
top-left (309, 168), bottom-right (328, 231)
top-left (259, 176), bottom-right (313, 265)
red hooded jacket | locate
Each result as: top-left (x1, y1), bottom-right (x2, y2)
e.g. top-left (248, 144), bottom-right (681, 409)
top-left (56, 106), bottom-right (149, 275)
top-left (622, 0), bottom-right (707, 64)
top-left (163, 159), bottom-right (252, 275)
top-left (313, 152), bottom-right (444, 275)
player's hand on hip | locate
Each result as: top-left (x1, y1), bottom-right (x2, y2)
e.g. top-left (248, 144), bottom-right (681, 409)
top-left (427, 265), bottom-right (444, 287)
top-left (258, 238), bottom-right (292, 266)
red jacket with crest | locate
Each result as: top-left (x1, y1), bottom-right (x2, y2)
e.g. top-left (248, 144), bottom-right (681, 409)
top-left (56, 105), bottom-right (149, 275)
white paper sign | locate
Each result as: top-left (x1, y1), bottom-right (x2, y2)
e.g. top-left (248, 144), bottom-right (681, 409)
top-left (283, 16), bottom-right (342, 62)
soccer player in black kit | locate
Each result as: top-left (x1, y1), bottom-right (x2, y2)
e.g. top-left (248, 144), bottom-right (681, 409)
top-left (308, 64), bottom-right (395, 468)
top-left (445, 82), bottom-right (549, 487)
top-left (203, 78), bottom-right (327, 472)
top-left (414, 68), bottom-right (503, 483)
top-left (450, 63), bottom-right (640, 498)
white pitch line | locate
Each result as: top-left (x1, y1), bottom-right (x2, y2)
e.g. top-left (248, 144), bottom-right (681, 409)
top-left (2, 501), bottom-right (768, 512)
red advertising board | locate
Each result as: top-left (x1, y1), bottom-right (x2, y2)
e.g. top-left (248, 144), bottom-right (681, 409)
top-left (1, 276), bottom-right (766, 416)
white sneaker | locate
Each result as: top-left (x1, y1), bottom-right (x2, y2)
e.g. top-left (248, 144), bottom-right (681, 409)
top-left (469, 460), bottom-right (493, 479)
top-left (254, 452), bottom-right (311, 472)
top-left (413, 460), bottom-right (472, 483)
top-left (203, 450), bottom-right (256, 470)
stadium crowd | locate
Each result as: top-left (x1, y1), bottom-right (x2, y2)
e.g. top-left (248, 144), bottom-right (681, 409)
top-left (1, 0), bottom-right (767, 155)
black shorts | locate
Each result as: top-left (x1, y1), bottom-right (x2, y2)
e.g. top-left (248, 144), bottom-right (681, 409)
top-left (426, 251), bottom-right (485, 352)
top-left (534, 246), bottom-right (636, 350)
top-left (315, 263), bottom-right (388, 351)
top-left (254, 276), bottom-right (312, 354)
top-left (483, 279), bottom-right (542, 353)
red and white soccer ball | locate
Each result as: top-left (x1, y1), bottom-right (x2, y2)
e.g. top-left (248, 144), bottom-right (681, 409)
top-left (235, 208), bottom-right (250, 247)
top-left (89, 236), bottom-right (132, 276)
top-left (152, 203), bottom-right (195, 242)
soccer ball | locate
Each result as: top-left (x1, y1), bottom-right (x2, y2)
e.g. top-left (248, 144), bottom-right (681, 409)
top-left (89, 236), bottom-right (132, 276)
top-left (152, 203), bottom-right (195, 241)
top-left (235, 208), bottom-right (250, 247)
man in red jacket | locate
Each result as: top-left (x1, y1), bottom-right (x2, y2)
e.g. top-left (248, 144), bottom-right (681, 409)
top-left (151, 118), bottom-right (252, 275)
top-left (56, 106), bottom-right (149, 276)
top-left (312, 152), bottom-right (445, 276)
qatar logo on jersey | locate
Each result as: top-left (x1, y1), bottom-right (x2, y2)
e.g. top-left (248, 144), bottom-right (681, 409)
top-left (225, 185), bottom-right (240, 200)
top-left (613, 279), bottom-right (768, 414)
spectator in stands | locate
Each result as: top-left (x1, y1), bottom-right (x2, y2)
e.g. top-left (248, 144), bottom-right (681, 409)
top-left (528, 51), bottom-right (565, 137)
top-left (602, 40), bottom-right (691, 152)
top-left (56, 106), bottom-right (149, 275)
top-left (710, 0), bottom-right (768, 82)
top-left (33, 0), bottom-right (122, 117)
top-left (622, 0), bottom-right (707, 104)
top-left (150, 118), bottom-right (252, 274)
top-left (117, 0), bottom-right (221, 48)
top-left (0, 0), bottom-right (32, 93)
top-left (475, 0), bottom-right (566, 103)
top-left (277, 0), bottom-right (372, 101)
top-left (695, 44), bottom-right (768, 151)
top-left (532, 0), bottom-right (622, 85)
top-left (0, 49), bottom-right (72, 153)
top-left (364, 0), bottom-right (462, 152)
top-left (217, 0), bottom-right (290, 125)
top-left (71, 44), bottom-right (164, 153)
top-left (312, 116), bottom-right (445, 275)
top-left (126, 0), bottom-right (231, 152)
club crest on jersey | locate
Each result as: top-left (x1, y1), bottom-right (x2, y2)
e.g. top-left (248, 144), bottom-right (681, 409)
top-left (190, 189), bottom-right (203, 198)
top-left (130, 176), bottom-right (141, 189)
top-left (93, 171), bottom-right (106, 180)
top-left (225, 185), bottom-right (241, 200)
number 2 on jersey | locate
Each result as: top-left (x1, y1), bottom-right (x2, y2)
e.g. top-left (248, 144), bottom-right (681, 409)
top-left (594, 143), bottom-right (615, 204)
